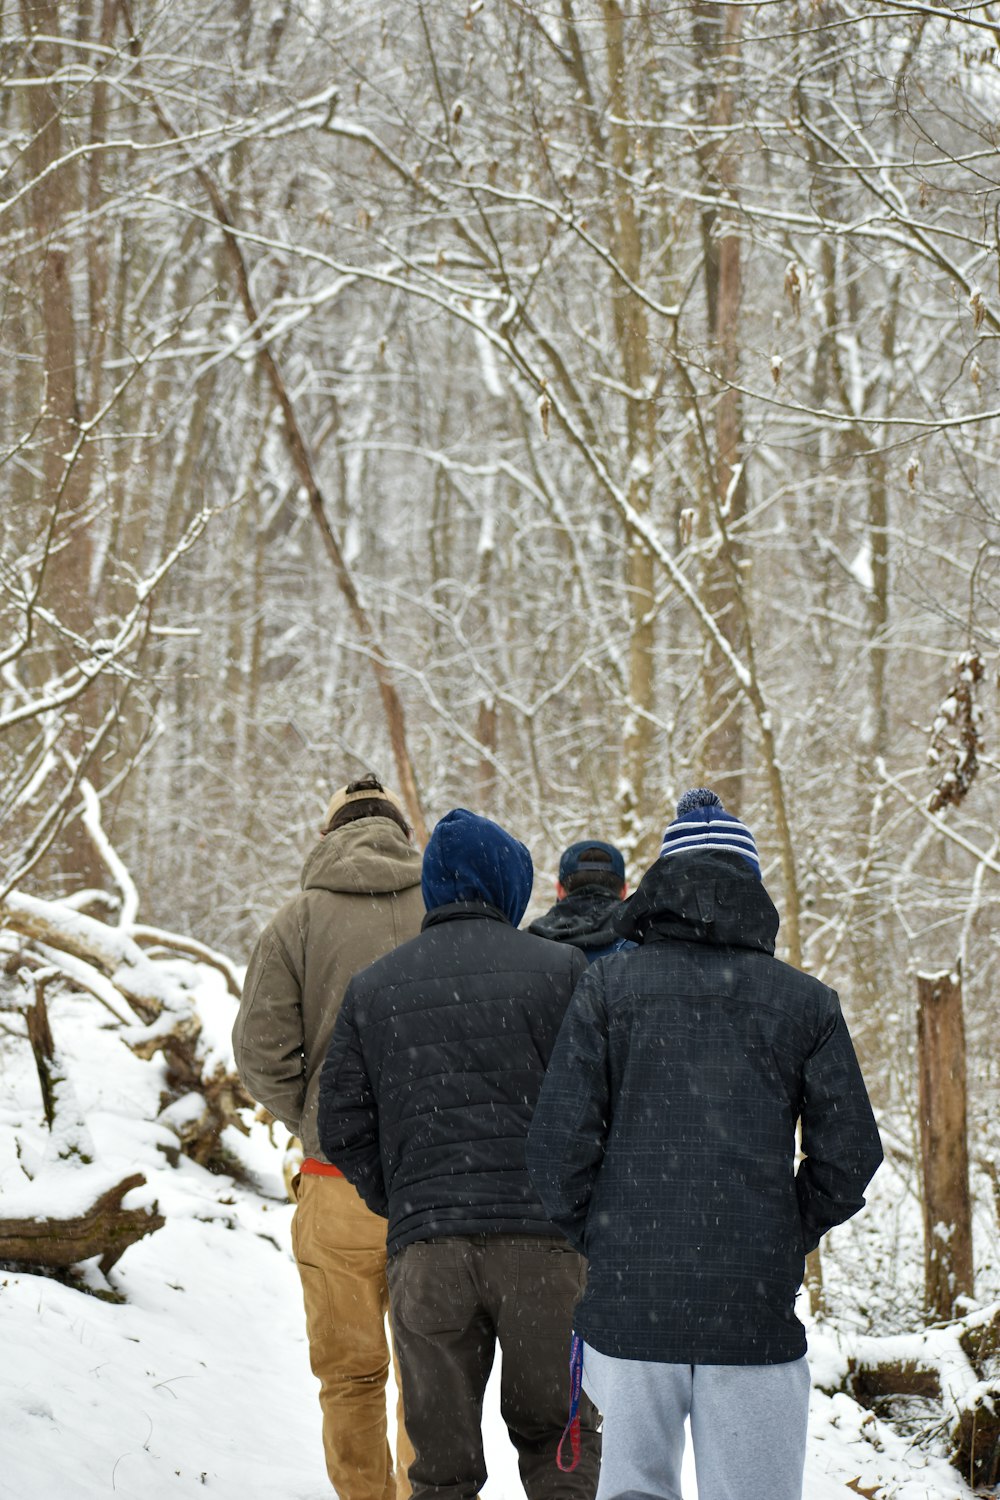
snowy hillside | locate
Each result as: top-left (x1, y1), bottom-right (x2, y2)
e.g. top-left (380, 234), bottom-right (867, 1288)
top-left (0, 943), bottom-right (989, 1499)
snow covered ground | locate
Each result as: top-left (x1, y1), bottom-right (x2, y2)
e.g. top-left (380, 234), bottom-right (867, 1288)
top-left (0, 958), bottom-right (983, 1499)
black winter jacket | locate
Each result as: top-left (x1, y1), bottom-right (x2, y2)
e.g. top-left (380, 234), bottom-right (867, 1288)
top-left (318, 901), bottom-right (587, 1255)
top-left (527, 851), bottom-right (883, 1365)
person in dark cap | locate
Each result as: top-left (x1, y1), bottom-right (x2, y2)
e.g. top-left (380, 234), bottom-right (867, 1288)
top-left (528, 788), bottom-right (883, 1500)
top-left (319, 808), bottom-right (601, 1500)
top-left (528, 839), bottom-right (630, 962)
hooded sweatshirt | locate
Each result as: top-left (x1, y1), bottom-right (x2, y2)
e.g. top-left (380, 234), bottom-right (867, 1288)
top-left (420, 806), bottom-right (533, 924)
top-left (233, 817), bottom-right (423, 1161)
top-left (318, 809), bottom-right (586, 1251)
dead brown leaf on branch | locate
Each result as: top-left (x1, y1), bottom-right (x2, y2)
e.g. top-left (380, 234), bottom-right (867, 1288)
top-left (927, 648), bottom-right (985, 812)
top-left (784, 260), bottom-right (802, 317)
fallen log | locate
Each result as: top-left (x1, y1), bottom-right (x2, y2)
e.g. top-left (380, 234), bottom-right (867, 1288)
top-left (0, 1171), bottom-right (165, 1275)
top-left (847, 1357), bottom-right (942, 1405)
top-left (833, 1304), bottom-right (1000, 1491)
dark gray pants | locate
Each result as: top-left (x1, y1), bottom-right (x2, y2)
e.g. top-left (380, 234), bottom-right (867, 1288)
top-left (387, 1235), bottom-right (601, 1500)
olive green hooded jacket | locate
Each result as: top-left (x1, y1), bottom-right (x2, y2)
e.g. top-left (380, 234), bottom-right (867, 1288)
top-left (233, 817), bottom-right (423, 1161)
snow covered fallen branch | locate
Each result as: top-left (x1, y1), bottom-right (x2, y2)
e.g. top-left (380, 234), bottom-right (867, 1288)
top-left (0, 889), bottom-right (184, 1022)
top-left (0, 971), bottom-right (165, 1280)
top-left (818, 1302), bottom-right (1000, 1491)
top-left (130, 924), bottom-right (243, 998)
top-left (0, 882), bottom-right (252, 1174)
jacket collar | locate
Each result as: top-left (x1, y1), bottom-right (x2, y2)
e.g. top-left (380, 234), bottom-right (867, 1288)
top-left (422, 899), bottom-right (512, 931)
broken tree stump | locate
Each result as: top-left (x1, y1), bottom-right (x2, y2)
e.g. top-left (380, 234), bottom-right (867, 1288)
top-left (23, 969), bottom-right (58, 1127)
top-left (916, 967), bottom-right (973, 1319)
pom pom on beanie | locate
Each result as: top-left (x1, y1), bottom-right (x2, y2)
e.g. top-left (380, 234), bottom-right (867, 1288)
top-left (660, 788), bottom-right (760, 877)
top-left (675, 787), bottom-right (723, 817)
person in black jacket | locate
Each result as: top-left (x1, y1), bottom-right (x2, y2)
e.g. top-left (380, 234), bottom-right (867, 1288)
top-left (528, 839), bottom-right (630, 962)
top-left (527, 788), bottom-right (884, 1500)
top-left (319, 808), bottom-right (601, 1500)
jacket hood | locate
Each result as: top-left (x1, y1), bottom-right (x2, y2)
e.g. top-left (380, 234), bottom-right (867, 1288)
top-left (615, 849), bottom-right (778, 953)
top-left (421, 808), bottom-right (533, 926)
top-left (300, 816), bottom-right (422, 896)
top-left (528, 887), bottom-right (624, 950)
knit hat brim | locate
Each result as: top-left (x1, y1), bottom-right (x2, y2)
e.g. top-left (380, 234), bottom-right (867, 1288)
top-left (324, 783), bottom-right (407, 827)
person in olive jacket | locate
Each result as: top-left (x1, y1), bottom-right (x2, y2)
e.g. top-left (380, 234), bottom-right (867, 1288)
top-left (319, 808), bottom-right (601, 1500)
top-left (527, 789), bottom-right (884, 1500)
top-left (234, 774), bottom-right (422, 1500)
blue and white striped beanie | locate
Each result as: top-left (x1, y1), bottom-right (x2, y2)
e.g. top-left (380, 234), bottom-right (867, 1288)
top-left (659, 788), bottom-right (761, 877)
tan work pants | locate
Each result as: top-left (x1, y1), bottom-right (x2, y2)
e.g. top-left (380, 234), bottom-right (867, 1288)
top-left (291, 1172), bottom-right (413, 1500)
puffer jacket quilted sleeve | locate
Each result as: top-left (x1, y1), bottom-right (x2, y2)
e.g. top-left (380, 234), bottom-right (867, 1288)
top-left (320, 980), bottom-right (388, 1216)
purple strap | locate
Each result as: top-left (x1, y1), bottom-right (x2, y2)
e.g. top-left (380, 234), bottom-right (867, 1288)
top-left (556, 1333), bottom-right (584, 1472)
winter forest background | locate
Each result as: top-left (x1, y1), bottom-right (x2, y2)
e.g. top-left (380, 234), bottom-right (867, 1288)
top-left (2, 1), bottom-right (1000, 1496)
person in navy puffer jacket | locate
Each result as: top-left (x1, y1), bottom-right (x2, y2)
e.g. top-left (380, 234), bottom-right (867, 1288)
top-left (319, 808), bottom-right (601, 1500)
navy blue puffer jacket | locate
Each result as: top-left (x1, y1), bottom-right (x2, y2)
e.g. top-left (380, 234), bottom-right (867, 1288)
top-left (319, 810), bottom-right (587, 1253)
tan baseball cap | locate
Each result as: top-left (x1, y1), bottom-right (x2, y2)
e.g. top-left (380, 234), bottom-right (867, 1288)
top-left (323, 779), bottom-right (407, 828)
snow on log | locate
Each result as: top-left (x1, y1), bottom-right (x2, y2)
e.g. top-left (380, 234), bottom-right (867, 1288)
top-left (1, 972), bottom-right (165, 1276)
top-left (1, 890), bottom-right (252, 1174)
top-left (130, 925), bottom-right (243, 998)
top-left (820, 1303), bottom-right (1000, 1491)
top-left (1, 890), bottom-right (184, 1022)
top-left (0, 1171), bottom-right (165, 1275)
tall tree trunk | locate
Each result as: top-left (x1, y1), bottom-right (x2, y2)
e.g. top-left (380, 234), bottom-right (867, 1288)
top-left (19, 0), bottom-right (106, 890)
top-left (694, 0), bottom-right (747, 811)
top-left (602, 1), bottom-right (658, 862)
top-left (917, 967), bottom-right (974, 1320)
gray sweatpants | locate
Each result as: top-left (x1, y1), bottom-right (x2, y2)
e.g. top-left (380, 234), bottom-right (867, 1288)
top-left (582, 1343), bottom-right (809, 1500)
